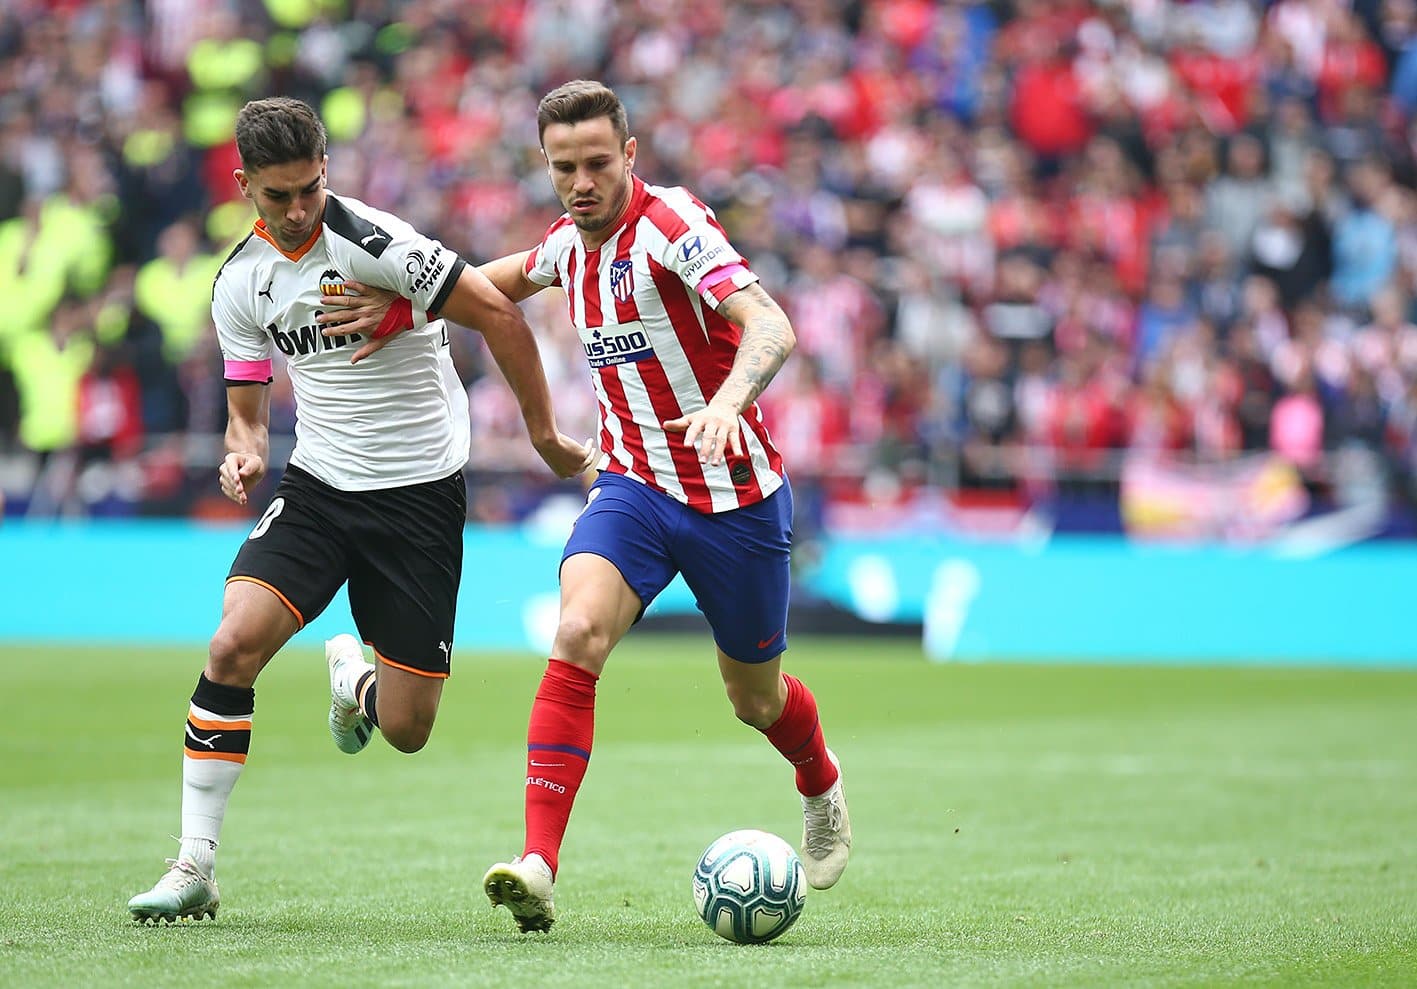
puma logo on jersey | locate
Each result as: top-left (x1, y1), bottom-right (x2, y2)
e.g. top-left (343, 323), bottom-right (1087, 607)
top-left (361, 229), bottom-right (387, 248)
top-left (257, 277), bottom-right (275, 303)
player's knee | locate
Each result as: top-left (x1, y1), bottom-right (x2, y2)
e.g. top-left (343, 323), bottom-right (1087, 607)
top-left (553, 613), bottom-right (614, 666)
top-left (206, 625), bottom-right (263, 685)
top-left (381, 711), bottom-right (435, 753)
top-left (725, 683), bottom-right (781, 730)
top-left (385, 730), bottom-right (430, 754)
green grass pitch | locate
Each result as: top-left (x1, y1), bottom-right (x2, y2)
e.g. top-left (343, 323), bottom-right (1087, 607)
top-left (1, 636), bottom-right (1414, 987)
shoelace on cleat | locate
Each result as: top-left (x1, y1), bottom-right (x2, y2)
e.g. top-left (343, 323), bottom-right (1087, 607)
top-left (803, 792), bottom-right (845, 858)
top-left (154, 858), bottom-right (207, 894)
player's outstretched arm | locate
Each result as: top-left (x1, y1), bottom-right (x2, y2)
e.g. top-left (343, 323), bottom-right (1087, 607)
top-left (220, 383), bottom-right (271, 506)
top-left (663, 283), bottom-right (796, 466)
top-left (316, 258), bottom-right (591, 477)
top-left (436, 266), bottom-right (594, 478)
top-left (318, 251), bottom-right (543, 351)
top-left (475, 251), bottom-right (540, 302)
top-left (321, 265), bottom-right (591, 478)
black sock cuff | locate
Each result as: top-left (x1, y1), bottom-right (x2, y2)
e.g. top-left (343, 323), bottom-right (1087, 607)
top-left (193, 673), bottom-right (255, 715)
top-left (356, 670), bottom-right (380, 728)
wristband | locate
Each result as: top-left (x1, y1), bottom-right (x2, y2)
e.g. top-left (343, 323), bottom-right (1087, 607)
top-left (372, 297), bottom-right (414, 340)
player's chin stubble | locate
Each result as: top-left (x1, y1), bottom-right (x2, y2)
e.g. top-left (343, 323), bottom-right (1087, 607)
top-left (571, 181), bottom-right (629, 233)
top-left (570, 202), bottom-right (615, 233)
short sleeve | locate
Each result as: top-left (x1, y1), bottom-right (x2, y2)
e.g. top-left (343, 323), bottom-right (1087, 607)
top-left (525, 218), bottom-right (571, 288)
top-left (324, 195), bottom-right (467, 316)
top-left (213, 268), bottom-right (272, 384)
top-left (656, 201), bottom-right (758, 311)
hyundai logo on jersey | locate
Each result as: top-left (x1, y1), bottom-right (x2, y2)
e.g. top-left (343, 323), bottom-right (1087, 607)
top-left (678, 236), bottom-right (703, 262)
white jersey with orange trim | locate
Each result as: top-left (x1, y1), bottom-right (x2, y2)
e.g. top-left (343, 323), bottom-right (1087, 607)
top-left (213, 192), bottom-right (470, 491)
top-left (524, 176), bottom-right (784, 514)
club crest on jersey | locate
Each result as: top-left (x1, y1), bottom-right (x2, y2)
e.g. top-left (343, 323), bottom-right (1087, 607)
top-left (609, 259), bottom-right (634, 303)
top-left (320, 269), bottom-right (348, 296)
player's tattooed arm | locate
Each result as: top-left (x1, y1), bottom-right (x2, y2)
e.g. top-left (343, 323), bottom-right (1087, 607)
top-left (663, 283), bottom-right (796, 467)
top-left (713, 284), bottom-right (796, 412)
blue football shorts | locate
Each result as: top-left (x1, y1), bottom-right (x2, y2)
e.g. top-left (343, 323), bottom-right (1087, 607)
top-left (561, 471), bottom-right (793, 662)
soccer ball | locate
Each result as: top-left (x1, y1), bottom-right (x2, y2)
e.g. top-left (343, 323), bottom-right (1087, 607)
top-left (692, 829), bottom-right (806, 944)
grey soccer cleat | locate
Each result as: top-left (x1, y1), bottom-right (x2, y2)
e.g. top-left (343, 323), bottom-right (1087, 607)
top-left (128, 858), bottom-right (220, 924)
top-left (483, 854), bottom-right (556, 933)
top-left (800, 748), bottom-right (852, 889)
top-left (326, 634), bottom-right (375, 754)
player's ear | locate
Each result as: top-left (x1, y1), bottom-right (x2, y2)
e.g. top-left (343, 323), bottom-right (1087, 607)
top-left (625, 136), bottom-right (637, 171)
top-left (234, 168), bottom-right (251, 200)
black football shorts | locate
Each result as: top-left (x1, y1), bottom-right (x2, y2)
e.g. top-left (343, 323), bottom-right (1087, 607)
top-left (227, 464), bottom-right (466, 677)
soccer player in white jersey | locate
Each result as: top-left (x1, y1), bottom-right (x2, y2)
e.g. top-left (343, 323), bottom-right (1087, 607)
top-left (125, 97), bottom-right (594, 924)
top-left (319, 81), bottom-right (852, 934)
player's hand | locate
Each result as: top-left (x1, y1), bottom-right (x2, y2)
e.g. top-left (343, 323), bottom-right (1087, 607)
top-left (219, 452), bottom-right (265, 506)
top-left (534, 433), bottom-right (600, 479)
top-left (663, 400), bottom-right (742, 466)
top-left (317, 280), bottom-right (404, 364)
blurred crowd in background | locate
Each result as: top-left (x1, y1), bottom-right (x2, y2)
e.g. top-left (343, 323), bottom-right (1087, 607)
top-left (7, 0), bottom-right (1417, 536)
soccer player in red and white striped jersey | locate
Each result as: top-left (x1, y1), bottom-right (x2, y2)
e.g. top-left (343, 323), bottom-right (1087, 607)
top-left (518, 174), bottom-right (782, 513)
top-left (322, 81), bottom-right (853, 933)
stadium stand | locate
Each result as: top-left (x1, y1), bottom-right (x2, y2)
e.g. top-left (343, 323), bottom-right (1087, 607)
top-left (4, 0), bottom-right (1417, 538)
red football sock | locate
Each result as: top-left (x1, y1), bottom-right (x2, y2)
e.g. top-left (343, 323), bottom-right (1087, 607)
top-left (762, 673), bottom-right (838, 796)
top-left (522, 658), bottom-right (597, 877)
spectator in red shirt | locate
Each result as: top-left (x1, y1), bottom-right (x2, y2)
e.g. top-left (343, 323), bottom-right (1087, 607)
top-left (78, 343), bottom-right (144, 463)
top-left (1010, 42), bottom-right (1093, 167)
top-left (1317, 10), bottom-right (1388, 123)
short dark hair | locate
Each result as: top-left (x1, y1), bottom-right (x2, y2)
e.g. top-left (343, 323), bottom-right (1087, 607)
top-left (537, 80), bottom-right (628, 146)
top-left (235, 97), bottom-right (327, 171)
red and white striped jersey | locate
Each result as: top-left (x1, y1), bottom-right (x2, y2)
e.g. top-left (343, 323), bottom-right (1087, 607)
top-left (525, 176), bottom-right (784, 514)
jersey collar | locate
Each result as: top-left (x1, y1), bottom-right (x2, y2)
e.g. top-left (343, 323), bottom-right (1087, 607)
top-left (252, 214), bottom-right (324, 262)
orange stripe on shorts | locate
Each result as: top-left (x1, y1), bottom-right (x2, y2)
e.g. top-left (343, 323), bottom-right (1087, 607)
top-left (374, 648), bottom-right (449, 679)
top-left (225, 575), bottom-right (305, 628)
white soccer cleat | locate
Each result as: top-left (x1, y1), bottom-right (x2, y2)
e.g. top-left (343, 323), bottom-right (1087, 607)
top-left (128, 858), bottom-right (220, 925)
top-left (483, 854), bottom-right (556, 933)
top-left (800, 748), bottom-right (852, 890)
top-left (326, 634), bottom-right (376, 754)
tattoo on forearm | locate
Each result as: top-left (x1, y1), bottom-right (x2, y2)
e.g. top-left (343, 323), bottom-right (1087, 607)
top-left (716, 285), bottom-right (795, 412)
